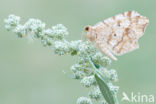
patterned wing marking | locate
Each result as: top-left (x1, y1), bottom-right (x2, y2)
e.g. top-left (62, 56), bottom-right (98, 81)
top-left (111, 28), bottom-right (139, 55)
top-left (94, 11), bottom-right (149, 56)
top-left (109, 11), bottom-right (149, 55)
top-left (85, 11), bottom-right (149, 60)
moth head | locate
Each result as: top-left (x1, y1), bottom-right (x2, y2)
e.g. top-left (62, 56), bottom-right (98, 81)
top-left (84, 25), bottom-right (91, 32)
top-left (84, 25), bottom-right (96, 41)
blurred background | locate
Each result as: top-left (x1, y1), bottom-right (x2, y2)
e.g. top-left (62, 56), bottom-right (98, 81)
top-left (0, 0), bottom-right (155, 104)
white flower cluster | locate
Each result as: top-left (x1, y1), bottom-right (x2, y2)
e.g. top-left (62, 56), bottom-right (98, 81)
top-left (77, 97), bottom-right (93, 104)
top-left (71, 63), bottom-right (85, 79)
top-left (92, 52), bottom-right (111, 67)
top-left (53, 40), bottom-right (82, 56)
top-left (54, 41), bottom-right (70, 55)
top-left (51, 24), bottom-right (68, 39)
top-left (98, 68), bottom-right (118, 82)
top-left (108, 83), bottom-right (119, 94)
top-left (4, 14), bottom-right (20, 30)
top-left (88, 87), bottom-right (102, 100)
top-left (4, 14), bottom-right (68, 46)
top-left (99, 100), bottom-right (108, 104)
top-left (4, 14), bottom-right (119, 104)
top-left (80, 75), bottom-right (96, 87)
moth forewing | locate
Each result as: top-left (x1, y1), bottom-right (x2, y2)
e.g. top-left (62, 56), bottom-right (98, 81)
top-left (85, 11), bottom-right (149, 60)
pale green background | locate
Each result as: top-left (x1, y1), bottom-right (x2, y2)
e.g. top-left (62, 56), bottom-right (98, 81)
top-left (0, 0), bottom-right (155, 104)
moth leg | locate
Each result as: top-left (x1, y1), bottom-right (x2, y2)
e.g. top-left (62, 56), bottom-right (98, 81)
top-left (102, 47), bottom-right (117, 60)
top-left (95, 42), bottom-right (117, 60)
top-left (100, 46), bottom-right (118, 61)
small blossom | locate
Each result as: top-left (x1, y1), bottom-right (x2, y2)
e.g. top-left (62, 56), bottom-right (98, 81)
top-left (77, 97), bottom-right (92, 104)
top-left (42, 28), bottom-right (54, 37)
top-left (98, 67), bottom-right (118, 82)
top-left (73, 71), bottom-right (85, 79)
top-left (53, 41), bottom-right (70, 55)
top-left (78, 41), bottom-right (96, 55)
top-left (71, 64), bottom-right (85, 79)
top-left (71, 64), bottom-right (82, 72)
top-left (92, 52), bottom-right (111, 67)
top-left (14, 25), bottom-right (25, 37)
top-left (99, 100), bottom-right (108, 104)
top-left (109, 69), bottom-right (118, 82)
top-left (78, 57), bottom-right (90, 65)
top-left (4, 14), bottom-right (20, 30)
top-left (24, 18), bottom-right (45, 37)
top-left (108, 83), bottom-right (119, 94)
top-left (69, 40), bottom-right (82, 55)
top-left (98, 67), bottom-right (110, 78)
top-left (41, 35), bottom-right (53, 46)
top-left (51, 24), bottom-right (68, 40)
top-left (88, 87), bottom-right (101, 100)
top-left (80, 75), bottom-right (96, 87)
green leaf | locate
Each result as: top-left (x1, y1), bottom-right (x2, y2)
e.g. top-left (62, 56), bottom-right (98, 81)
top-left (95, 73), bottom-right (118, 104)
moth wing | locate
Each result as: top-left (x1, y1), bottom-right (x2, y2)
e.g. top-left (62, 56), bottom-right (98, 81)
top-left (111, 37), bottom-right (139, 56)
top-left (93, 11), bottom-right (149, 56)
top-left (111, 11), bottom-right (149, 55)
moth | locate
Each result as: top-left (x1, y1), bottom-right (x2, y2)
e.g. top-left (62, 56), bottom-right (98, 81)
top-left (84, 11), bottom-right (149, 60)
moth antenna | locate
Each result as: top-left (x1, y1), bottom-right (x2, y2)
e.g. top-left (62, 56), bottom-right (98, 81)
top-left (81, 31), bottom-right (86, 41)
